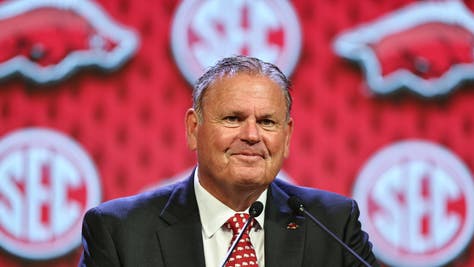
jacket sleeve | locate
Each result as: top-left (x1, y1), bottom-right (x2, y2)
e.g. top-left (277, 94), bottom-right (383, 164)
top-left (343, 200), bottom-right (380, 267)
top-left (78, 207), bottom-right (121, 267)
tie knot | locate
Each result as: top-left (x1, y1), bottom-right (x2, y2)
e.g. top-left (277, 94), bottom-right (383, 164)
top-left (225, 213), bottom-right (251, 235)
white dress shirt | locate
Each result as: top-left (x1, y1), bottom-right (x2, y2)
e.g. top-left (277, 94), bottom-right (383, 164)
top-left (194, 170), bottom-right (266, 267)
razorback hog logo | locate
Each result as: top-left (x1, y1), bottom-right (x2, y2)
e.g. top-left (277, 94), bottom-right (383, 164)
top-left (333, 1), bottom-right (474, 97)
top-left (0, 0), bottom-right (139, 84)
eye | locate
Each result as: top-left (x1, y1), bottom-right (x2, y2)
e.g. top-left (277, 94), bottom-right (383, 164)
top-left (223, 116), bottom-right (240, 123)
top-left (259, 118), bottom-right (276, 128)
top-left (29, 44), bottom-right (46, 61)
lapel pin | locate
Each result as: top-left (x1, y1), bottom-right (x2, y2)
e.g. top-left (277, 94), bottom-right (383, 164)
top-left (286, 222), bottom-right (299, 229)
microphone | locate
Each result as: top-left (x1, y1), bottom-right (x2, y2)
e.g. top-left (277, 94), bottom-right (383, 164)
top-left (249, 201), bottom-right (264, 217)
top-left (287, 196), bottom-right (372, 267)
top-left (220, 201), bottom-right (264, 267)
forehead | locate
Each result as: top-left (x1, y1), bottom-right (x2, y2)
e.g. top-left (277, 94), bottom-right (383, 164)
top-left (204, 73), bottom-right (285, 102)
top-left (201, 74), bottom-right (287, 116)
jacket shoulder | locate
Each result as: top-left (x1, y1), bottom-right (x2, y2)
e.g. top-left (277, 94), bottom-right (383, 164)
top-left (273, 178), bottom-right (355, 215)
top-left (84, 179), bottom-right (184, 225)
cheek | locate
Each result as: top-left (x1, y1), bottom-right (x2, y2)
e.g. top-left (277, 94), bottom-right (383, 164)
top-left (199, 127), bottom-right (235, 152)
top-left (267, 137), bottom-right (289, 161)
top-left (265, 134), bottom-right (290, 156)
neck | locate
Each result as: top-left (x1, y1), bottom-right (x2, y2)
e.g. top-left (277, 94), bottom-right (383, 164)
top-left (201, 180), bottom-right (266, 211)
top-left (224, 190), bottom-right (263, 212)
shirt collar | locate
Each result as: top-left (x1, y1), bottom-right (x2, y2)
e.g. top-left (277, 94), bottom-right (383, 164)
top-left (194, 168), bottom-right (267, 238)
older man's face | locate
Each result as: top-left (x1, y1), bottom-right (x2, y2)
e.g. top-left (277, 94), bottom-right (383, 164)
top-left (186, 73), bottom-right (293, 200)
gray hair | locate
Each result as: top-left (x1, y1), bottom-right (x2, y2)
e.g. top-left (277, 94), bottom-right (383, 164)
top-left (193, 55), bottom-right (292, 121)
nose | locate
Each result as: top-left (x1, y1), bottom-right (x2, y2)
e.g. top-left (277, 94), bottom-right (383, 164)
top-left (239, 119), bottom-right (261, 144)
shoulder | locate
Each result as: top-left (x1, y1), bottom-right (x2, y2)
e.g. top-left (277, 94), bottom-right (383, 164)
top-left (84, 179), bottom-right (185, 225)
top-left (273, 178), bottom-right (356, 217)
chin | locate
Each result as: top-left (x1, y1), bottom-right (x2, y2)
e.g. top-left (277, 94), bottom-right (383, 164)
top-left (231, 168), bottom-right (269, 186)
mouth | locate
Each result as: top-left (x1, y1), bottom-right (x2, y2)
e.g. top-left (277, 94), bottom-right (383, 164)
top-left (230, 151), bottom-right (265, 161)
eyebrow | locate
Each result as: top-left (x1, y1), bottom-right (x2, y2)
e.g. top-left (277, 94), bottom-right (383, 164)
top-left (221, 110), bottom-right (280, 120)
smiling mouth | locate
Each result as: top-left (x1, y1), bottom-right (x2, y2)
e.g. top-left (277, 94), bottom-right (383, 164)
top-left (231, 152), bottom-right (265, 161)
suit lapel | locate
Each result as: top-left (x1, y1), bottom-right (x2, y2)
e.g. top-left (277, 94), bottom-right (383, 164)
top-left (154, 175), bottom-right (307, 266)
top-left (265, 181), bottom-right (306, 266)
top-left (156, 174), bottom-right (206, 267)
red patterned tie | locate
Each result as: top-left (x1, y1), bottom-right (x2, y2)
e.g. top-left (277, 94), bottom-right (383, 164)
top-left (224, 213), bottom-right (259, 267)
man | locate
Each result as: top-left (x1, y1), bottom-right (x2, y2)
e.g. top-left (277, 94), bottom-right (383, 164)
top-left (79, 56), bottom-right (379, 266)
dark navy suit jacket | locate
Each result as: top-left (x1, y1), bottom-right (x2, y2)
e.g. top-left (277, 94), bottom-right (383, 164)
top-left (79, 173), bottom-right (379, 266)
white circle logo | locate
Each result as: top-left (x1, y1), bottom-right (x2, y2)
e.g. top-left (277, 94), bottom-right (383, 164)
top-left (353, 140), bottom-right (474, 267)
top-left (171, 0), bottom-right (301, 84)
top-left (0, 128), bottom-right (101, 260)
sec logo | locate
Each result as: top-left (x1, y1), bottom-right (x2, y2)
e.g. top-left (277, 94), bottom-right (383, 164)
top-left (171, 0), bottom-right (301, 84)
top-left (353, 140), bottom-right (474, 267)
top-left (0, 128), bottom-right (101, 260)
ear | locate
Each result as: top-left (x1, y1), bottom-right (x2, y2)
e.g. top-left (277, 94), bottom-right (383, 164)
top-left (283, 118), bottom-right (293, 158)
top-left (185, 108), bottom-right (199, 151)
